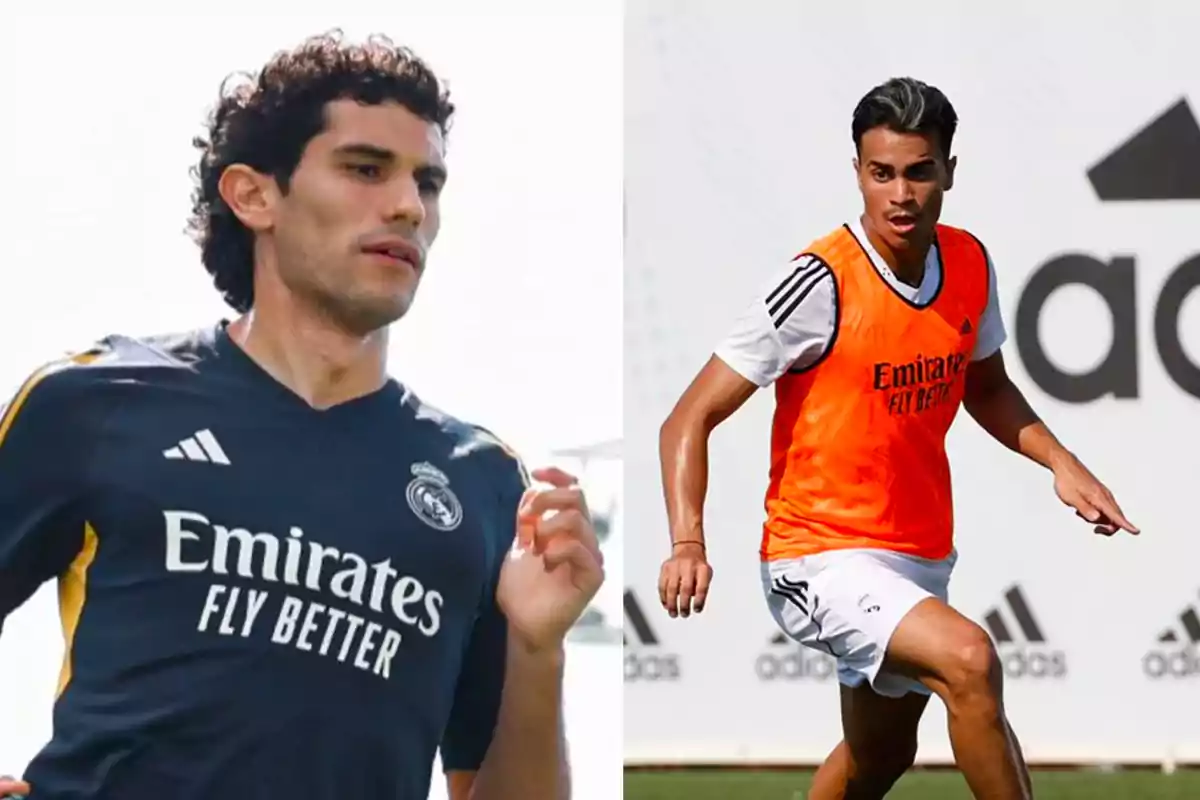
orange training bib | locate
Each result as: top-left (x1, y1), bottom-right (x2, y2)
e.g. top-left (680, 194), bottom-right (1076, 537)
top-left (761, 223), bottom-right (989, 562)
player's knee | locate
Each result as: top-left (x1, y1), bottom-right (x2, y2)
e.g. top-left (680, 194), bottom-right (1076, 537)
top-left (940, 624), bottom-right (1001, 699)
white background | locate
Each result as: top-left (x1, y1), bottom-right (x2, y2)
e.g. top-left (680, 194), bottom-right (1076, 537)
top-left (625, 0), bottom-right (1200, 766)
top-left (0, 6), bottom-right (622, 797)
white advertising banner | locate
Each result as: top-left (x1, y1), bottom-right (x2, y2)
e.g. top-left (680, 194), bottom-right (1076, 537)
top-left (624, 0), bottom-right (1200, 766)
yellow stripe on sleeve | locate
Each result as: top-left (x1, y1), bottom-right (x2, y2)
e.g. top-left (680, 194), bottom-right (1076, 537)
top-left (56, 522), bottom-right (100, 698)
top-left (0, 349), bottom-right (105, 449)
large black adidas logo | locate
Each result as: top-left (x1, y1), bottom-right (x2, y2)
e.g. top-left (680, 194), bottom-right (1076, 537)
top-left (1143, 591), bottom-right (1200, 679)
top-left (981, 585), bottom-right (1067, 680)
top-left (623, 589), bottom-right (681, 682)
top-left (1015, 97), bottom-right (1200, 404)
top-left (1087, 98), bottom-right (1200, 201)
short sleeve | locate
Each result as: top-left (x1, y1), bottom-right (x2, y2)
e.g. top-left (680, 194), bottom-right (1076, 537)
top-left (439, 443), bottom-right (526, 772)
top-left (971, 252), bottom-right (1008, 362)
top-left (714, 254), bottom-right (837, 386)
top-left (439, 593), bottom-right (508, 772)
top-left (0, 361), bottom-right (92, 625)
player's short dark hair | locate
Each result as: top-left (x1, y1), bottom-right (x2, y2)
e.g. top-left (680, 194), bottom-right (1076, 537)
top-left (851, 77), bottom-right (958, 161)
top-left (186, 30), bottom-right (455, 313)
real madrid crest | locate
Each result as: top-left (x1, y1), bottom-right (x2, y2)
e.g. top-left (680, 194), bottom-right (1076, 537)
top-left (405, 462), bottom-right (463, 532)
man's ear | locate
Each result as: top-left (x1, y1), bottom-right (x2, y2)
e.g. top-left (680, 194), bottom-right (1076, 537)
top-left (218, 163), bottom-right (281, 232)
top-left (944, 155), bottom-right (957, 191)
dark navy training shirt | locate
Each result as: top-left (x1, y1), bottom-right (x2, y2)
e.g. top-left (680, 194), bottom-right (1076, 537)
top-left (0, 324), bottom-right (525, 800)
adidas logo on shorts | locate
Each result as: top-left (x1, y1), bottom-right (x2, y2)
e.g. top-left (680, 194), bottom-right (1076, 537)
top-left (980, 584), bottom-right (1066, 680)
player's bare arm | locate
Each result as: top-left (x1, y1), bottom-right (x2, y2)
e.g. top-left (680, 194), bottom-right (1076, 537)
top-left (464, 467), bottom-right (602, 800)
top-left (963, 350), bottom-right (1138, 536)
top-left (446, 649), bottom-right (568, 800)
top-left (452, 644), bottom-right (569, 800)
top-left (658, 356), bottom-right (758, 618)
top-left (446, 771), bottom-right (474, 800)
top-left (0, 776), bottom-right (29, 798)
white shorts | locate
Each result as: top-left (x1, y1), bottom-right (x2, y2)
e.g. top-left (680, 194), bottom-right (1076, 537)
top-left (760, 547), bottom-right (957, 698)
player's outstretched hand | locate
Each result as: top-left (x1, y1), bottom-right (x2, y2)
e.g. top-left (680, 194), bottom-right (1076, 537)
top-left (497, 467), bottom-right (605, 651)
top-left (658, 541), bottom-right (712, 619)
top-left (0, 774), bottom-right (29, 799)
top-left (1052, 453), bottom-right (1139, 537)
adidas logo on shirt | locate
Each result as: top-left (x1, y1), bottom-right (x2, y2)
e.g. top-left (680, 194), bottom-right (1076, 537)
top-left (164, 429), bottom-right (230, 465)
top-left (1143, 591), bottom-right (1200, 679)
top-left (623, 589), bottom-right (681, 683)
top-left (980, 584), bottom-right (1066, 680)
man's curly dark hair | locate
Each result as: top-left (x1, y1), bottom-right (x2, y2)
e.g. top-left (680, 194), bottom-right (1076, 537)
top-left (187, 31), bottom-right (455, 313)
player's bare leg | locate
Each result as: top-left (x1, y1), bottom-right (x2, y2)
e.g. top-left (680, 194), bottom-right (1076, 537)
top-left (1006, 720), bottom-right (1034, 796)
top-left (807, 684), bottom-right (929, 800)
top-left (886, 597), bottom-right (1031, 799)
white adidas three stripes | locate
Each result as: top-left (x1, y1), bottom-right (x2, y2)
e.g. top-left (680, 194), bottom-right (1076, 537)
top-left (163, 429), bottom-right (231, 465)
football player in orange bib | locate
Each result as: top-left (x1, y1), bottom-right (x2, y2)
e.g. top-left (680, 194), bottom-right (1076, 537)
top-left (657, 77), bottom-right (1137, 800)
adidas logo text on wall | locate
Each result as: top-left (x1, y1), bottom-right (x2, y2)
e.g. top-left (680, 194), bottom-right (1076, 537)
top-left (1143, 590), bottom-right (1200, 679)
top-left (624, 589), bottom-right (681, 683)
top-left (1015, 97), bottom-right (1200, 403)
top-left (755, 630), bottom-right (837, 682)
top-left (164, 429), bottom-right (230, 465)
top-left (982, 585), bottom-right (1067, 680)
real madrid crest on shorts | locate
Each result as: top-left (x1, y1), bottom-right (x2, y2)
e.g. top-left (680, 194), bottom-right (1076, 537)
top-left (405, 462), bottom-right (463, 532)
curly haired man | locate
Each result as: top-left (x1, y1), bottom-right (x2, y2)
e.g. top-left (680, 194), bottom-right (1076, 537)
top-left (0, 31), bottom-right (601, 800)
